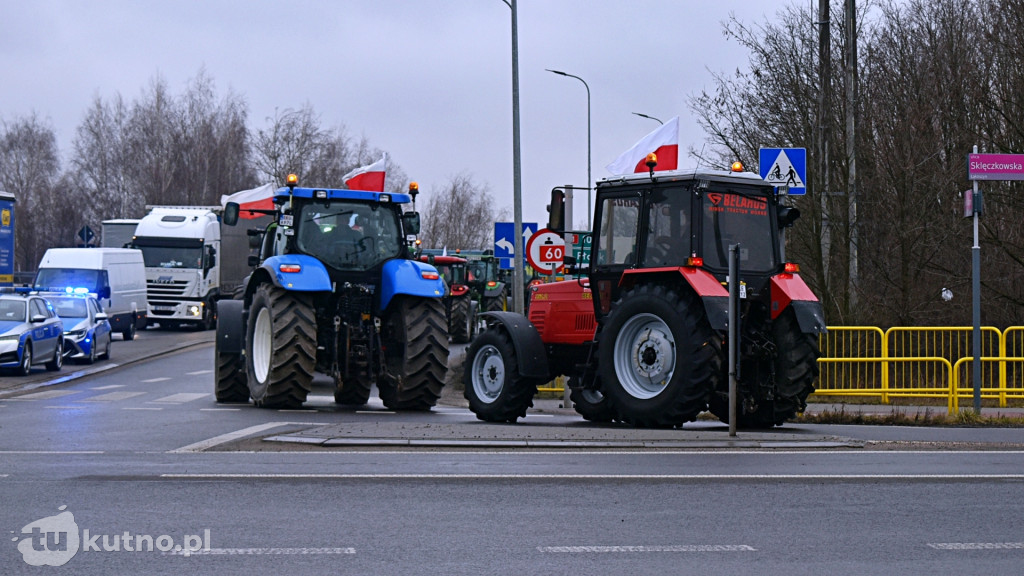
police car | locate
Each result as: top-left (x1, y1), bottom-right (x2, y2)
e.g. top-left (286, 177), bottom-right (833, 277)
top-left (0, 289), bottom-right (64, 375)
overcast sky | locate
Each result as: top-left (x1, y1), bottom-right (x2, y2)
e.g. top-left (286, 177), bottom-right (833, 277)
top-left (2, 0), bottom-right (797, 229)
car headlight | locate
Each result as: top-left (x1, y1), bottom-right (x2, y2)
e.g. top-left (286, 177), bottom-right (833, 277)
top-left (65, 329), bottom-right (87, 338)
top-left (0, 333), bottom-right (21, 342)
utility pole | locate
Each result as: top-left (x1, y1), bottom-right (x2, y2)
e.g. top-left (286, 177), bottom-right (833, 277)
top-left (846, 0), bottom-right (859, 314)
top-left (817, 0), bottom-right (831, 293)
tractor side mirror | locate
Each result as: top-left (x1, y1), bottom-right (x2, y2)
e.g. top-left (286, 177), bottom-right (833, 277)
top-left (402, 212), bottom-right (421, 235)
top-left (547, 188), bottom-right (566, 234)
top-left (223, 202), bottom-right (239, 226)
top-left (777, 206), bottom-right (801, 229)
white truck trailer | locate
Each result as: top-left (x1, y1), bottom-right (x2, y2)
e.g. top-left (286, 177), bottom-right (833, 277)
top-left (131, 206), bottom-right (221, 330)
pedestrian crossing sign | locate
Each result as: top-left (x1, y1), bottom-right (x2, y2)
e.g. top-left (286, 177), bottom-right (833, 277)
top-left (759, 147), bottom-right (807, 195)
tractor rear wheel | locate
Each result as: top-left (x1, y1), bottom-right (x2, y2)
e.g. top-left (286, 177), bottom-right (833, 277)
top-left (378, 297), bottom-right (449, 410)
top-left (598, 284), bottom-right (719, 428)
top-left (245, 284), bottom-right (316, 408)
top-left (464, 328), bottom-right (539, 422)
top-left (334, 369), bottom-right (372, 405)
top-left (449, 294), bottom-right (472, 344)
top-left (484, 293), bottom-right (506, 313)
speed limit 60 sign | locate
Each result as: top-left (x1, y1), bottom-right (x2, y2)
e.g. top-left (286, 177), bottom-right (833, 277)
top-left (526, 228), bottom-right (565, 275)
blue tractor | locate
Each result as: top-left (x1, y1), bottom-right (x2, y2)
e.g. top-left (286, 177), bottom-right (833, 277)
top-left (215, 175), bottom-right (449, 409)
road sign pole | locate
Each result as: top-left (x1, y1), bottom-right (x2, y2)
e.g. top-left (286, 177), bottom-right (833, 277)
top-left (971, 146), bottom-right (982, 415)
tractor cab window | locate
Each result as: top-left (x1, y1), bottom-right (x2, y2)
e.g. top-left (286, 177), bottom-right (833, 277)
top-left (594, 196), bottom-right (640, 266)
top-left (297, 201), bottom-right (402, 271)
top-left (643, 187), bottom-right (691, 267)
top-left (699, 191), bottom-right (776, 272)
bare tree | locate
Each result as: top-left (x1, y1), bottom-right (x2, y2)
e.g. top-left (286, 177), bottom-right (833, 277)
top-left (418, 173), bottom-right (501, 250)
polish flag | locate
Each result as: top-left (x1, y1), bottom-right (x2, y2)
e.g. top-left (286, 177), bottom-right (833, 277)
top-left (343, 154), bottom-right (387, 192)
top-left (220, 183), bottom-right (276, 219)
top-left (605, 116), bottom-right (680, 175)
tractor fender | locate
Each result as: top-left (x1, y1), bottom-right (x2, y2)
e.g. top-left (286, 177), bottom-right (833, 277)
top-left (380, 259), bottom-right (446, 310)
top-left (216, 299), bottom-right (245, 355)
top-left (620, 267), bottom-right (730, 331)
top-left (771, 274), bottom-right (827, 334)
top-left (479, 311), bottom-right (550, 379)
top-left (260, 254), bottom-right (332, 291)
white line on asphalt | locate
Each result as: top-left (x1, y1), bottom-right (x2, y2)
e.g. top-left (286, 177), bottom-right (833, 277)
top-left (123, 407), bottom-right (163, 411)
top-left (928, 542), bottom-right (1024, 550)
top-left (539, 545), bottom-right (756, 553)
top-left (160, 473), bottom-right (1024, 480)
top-left (90, 385), bottom-right (125, 390)
top-left (200, 408), bottom-right (242, 412)
top-left (168, 422), bottom-right (330, 453)
top-left (150, 393), bottom-right (210, 403)
top-left (79, 391), bottom-right (147, 402)
top-left (164, 547), bottom-right (355, 556)
top-left (186, 370), bottom-right (213, 376)
top-left (45, 405), bottom-right (87, 410)
top-left (0, 451), bottom-right (104, 454)
top-left (142, 377), bottom-right (171, 383)
top-left (355, 410), bottom-right (395, 415)
top-left (8, 389), bottom-right (79, 400)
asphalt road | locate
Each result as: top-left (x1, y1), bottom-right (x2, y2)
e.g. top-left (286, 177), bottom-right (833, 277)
top-left (2, 328), bottom-right (1023, 574)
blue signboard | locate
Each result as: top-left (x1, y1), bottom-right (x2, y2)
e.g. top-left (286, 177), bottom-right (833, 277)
top-left (0, 191), bottom-right (15, 286)
top-left (493, 221), bottom-right (537, 259)
top-left (759, 147), bottom-right (807, 195)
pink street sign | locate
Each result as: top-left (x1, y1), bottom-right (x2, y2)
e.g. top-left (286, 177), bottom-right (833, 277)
top-left (968, 153), bottom-right (1024, 180)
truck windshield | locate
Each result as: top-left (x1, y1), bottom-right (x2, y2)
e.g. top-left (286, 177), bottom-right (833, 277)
top-left (297, 201), bottom-right (402, 271)
top-left (133, 244), bottom-right (204, 269)
top-left (699, 191), bottom-right (776, 272)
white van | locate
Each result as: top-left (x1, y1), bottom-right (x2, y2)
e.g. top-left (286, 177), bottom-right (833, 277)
top-left (33, 248), bottom-right (148, 340)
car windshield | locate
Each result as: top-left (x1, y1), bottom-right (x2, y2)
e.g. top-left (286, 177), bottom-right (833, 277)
top-left (0, 300), bottom-right (27, 321)
top-left (49, 298), bottom-right (89, 318)
top-left (296, 201), bottom-right (402, 271)
top-left (699, 191), bottom-right (776, 272)
top-left (134, 244), bottom-right (204, 269)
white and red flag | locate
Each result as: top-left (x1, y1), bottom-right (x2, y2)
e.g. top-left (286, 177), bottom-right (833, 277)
top-left (343, 154), bottom-right (387, 191)
top-left (220, 183), bottom-right (276, 219)
top-left (605, 116), bottom-right (679, 175)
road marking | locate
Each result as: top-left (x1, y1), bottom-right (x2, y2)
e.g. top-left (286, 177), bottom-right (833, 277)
top-left (142, 377), bottom-right (171, 383)
top-left (8, 389), bottom-right (79, 400)
top-left (150, 393), bottom-right (210, 403)
top-left (186, 370), bottom-right (213, 376)
top-left (0, 450), bottom-right (104, 454)
top-left (79, 391), bottom-right (147, 402)
top-left (539, 545), bottom-right (756, 553)
top-left (45, 405), bottom-right (87, 410)
top-left (168, 422), bottom-right (330, 453)
top-left (123, 407), bottom-right (163, 411)
top-left (355, 410), bottom-right (395, 415)
top-left (161, 473), bottom-right (1024, 480)
top-left (164, 547), bottom-right (355, 556)
top-left (200, 408), bottom-right (242, 412)
top-left (928, 542), bottom-right (1024, 550)
top-left (91, 384), bottom-right (125, 390)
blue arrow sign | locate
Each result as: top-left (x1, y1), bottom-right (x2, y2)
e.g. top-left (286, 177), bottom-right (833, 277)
top-left (494, 222), bottom-right (537, 259)
top-left (759, 147), bottom-right (807, 195)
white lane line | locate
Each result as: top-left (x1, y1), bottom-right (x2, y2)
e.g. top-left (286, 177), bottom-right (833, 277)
top-left (355, 410), bottom-right (395, 415)
top-left (45, 405), bottom-right (87, 410)
top-left (164, 547), bottom-right (355, 556)
top-left (168, 422), bottom-right (329, 453)
top-left (150, 393), bottom-right (210, 403)
top-left (539, 545), bottom-right (756, 553)
top-left (142, 377), bottom-right (171, 383)
top-left (79, 391), bottom-right (147, 402)
top-left (161, 473), bottom-right (1024, 480)
top-left (200, 408), bottom-right (242, 412)
top-left (91, 385), bottom-right (125, 390)
top-left (0, 451), bottom-right (104, 454)
top-left (8, 389), bottom-right (79, 400)
top-left (186, 370), bottom-right (213, 376)
top-left (123, 407), bottom-right (163, 411)
top-left (928, 542), bottom-right (1024, 550)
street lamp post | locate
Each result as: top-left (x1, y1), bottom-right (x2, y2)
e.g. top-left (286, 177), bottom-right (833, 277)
top-left (546, 69), bottom-right (591, 228)
top-left (632, 112), bottom-right (664, 125)
top-left (500, 0), bottom-right (526, 314)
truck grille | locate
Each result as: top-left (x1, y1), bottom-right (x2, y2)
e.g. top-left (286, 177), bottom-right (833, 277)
top-left (148, 279), bottom-right (189, 297)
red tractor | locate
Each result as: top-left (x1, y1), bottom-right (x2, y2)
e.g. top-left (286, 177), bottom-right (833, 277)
top-left (419, 254), bottom-right (476, 344)
top-left (463, 162), bottom-right (826, 428)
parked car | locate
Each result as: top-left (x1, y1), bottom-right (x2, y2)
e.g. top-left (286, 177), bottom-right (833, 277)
top-left (0, 290), bottom-right (64, 375)
top-left (44, 292), bottom-right (112, 364)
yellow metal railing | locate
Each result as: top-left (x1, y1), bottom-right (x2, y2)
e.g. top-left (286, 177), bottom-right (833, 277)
top-left (816, 326), bottom-right (1024, 413)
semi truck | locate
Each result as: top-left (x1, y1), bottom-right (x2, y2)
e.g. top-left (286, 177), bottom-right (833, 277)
top-left (131, 206), bottom-right (222, 330)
